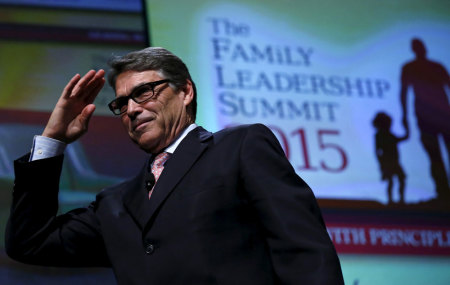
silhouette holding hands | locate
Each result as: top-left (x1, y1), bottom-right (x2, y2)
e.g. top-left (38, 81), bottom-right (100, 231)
top-left (373, 112), bottom-right (408, 205)
top-left (400, 38), bottom-right (450, 203)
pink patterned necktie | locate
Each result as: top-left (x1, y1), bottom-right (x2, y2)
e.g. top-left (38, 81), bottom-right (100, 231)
top-left (149, 152), bottom-right (170, 198)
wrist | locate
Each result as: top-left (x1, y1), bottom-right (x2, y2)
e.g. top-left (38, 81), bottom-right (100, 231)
top-left (30, 135), bottom-right (67, 161)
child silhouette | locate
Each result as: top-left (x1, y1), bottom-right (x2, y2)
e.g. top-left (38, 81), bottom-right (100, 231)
top-left (372, 112), bottom-right (409, 204)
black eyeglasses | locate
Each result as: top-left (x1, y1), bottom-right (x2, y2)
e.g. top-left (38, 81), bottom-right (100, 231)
top-left (108, 79), bottom-right (170, 115)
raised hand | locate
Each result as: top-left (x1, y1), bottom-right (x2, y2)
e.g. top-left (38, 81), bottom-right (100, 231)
top-left (402, 115), bottom-right (409, 136)
top-left (42, 70), bottom-right (105, 144)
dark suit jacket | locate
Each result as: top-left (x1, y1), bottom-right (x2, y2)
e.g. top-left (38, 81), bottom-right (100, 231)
top-left (6, 124), bottom-right (344, 284)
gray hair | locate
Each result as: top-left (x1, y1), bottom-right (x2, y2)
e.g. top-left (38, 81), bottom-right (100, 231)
top-left (107, 47), bottom-right (197, 121)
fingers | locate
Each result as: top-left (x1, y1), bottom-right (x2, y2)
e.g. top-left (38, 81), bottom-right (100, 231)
top-left (79, 104), bottom-right (96, 129)
top-left (60, 70), bottom-right (105, 105)
top-left (84, 71), bottom-right (106, 104)
top-left (86, 78), bottom-right (105, 104)
top-left (70, 70), bottom-right (97, 97)
top-left (80, 70), bottom-right (105, 103)
top-left (62, 74), bottom-right (81, 99)
top-left (62, 70), bottom-right (99, 100)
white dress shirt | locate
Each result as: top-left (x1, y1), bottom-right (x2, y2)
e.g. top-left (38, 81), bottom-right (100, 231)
top-left (30, 123), bottom-right (198, 161)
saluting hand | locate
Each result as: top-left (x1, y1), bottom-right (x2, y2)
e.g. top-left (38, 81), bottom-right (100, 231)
top-left (42, 70), bottom-right (105, 144)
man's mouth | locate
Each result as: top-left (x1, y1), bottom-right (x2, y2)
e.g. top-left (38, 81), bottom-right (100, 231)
top-left (132, 118), bottom-right (154, 131)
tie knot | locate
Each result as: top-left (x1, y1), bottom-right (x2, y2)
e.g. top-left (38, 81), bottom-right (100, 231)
top-left (148, 152), bottom-right (170, 199)
top-left (153, 152), bottom-right (170, 169)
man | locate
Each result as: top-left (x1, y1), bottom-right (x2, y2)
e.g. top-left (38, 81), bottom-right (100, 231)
top-left (400, 38), bottom-right (450, 204)
top-left (6, 47), bottom-right (344, 284)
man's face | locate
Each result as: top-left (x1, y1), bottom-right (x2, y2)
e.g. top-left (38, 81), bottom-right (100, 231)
top-left (115, 70), bottom-right (193, 154)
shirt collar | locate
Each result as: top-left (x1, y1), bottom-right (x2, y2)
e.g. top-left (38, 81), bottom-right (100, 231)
top-left (163, 123), bottom-right (198, 154)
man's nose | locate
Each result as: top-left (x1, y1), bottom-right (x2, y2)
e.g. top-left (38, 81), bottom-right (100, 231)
top-left (126, 99), bottom-right (142, 118)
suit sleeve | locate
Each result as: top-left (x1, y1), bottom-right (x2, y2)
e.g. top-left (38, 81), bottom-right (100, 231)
top-left (5, 154), bottom-right (110, 267)
top-left (239, 124), bottom-right (344, 284)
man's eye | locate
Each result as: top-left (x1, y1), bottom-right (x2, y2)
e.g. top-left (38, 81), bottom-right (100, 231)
top-left (120, 103), bottom-right (128, 113)
top-left (116, 97), bottom-right (129, 110)
top-left (134, 86), bottom-right (153, 99)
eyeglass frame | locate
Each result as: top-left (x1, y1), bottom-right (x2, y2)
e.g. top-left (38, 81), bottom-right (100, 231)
top-left (108, 79), bottom-right (170, 115)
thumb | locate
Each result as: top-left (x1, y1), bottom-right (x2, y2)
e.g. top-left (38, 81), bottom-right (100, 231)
top-left (78, 104), bottom-right (96, 129)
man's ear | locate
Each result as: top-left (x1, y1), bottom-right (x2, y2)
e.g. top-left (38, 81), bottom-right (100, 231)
top-left (182, 79), bottom-right (194, 106)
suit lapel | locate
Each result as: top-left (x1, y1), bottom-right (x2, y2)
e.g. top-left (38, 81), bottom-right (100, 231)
top-left (122, 156), bottom-right (154, 231)
top-left (122, 127), bottom-right (212, 232)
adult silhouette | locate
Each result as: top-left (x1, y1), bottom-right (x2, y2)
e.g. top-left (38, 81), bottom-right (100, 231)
top-left (400, 38), bottom-right (450, 203)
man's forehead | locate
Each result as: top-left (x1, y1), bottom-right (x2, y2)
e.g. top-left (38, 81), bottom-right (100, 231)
top-left (115, 70), bottom-right (162, 96)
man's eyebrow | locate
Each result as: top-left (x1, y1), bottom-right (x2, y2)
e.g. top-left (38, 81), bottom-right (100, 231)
top-left (116, 82), bottom-right (149, 98)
